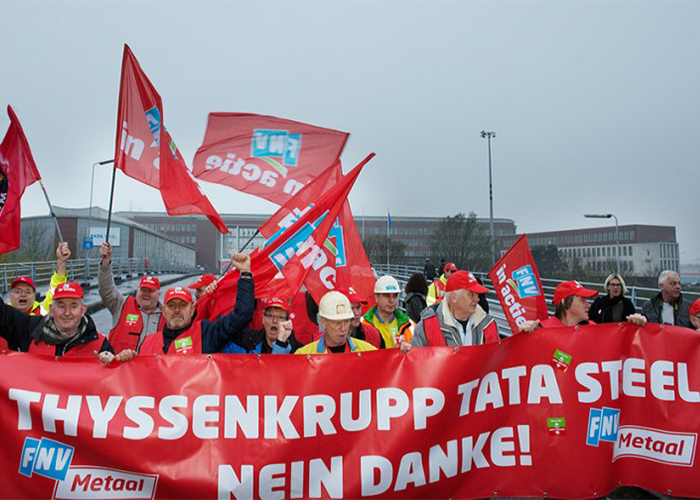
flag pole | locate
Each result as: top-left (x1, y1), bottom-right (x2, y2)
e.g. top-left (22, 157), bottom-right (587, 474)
top-left (218, 229), bottom-right (259, 278)
top-left (38, 179), bottom-right (64, 242)
top-left (386, 207), bottom-right (390, 269)
top-left (105, 162), bottom-right (118, 244)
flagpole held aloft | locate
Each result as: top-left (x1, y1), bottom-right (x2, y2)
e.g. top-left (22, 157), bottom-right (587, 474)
top-left (38, 179), bottom-right (64, 243)
top-left (105, 161), bottom-right (118, 244)
top-left (219, 229), bottom-right (260, 278)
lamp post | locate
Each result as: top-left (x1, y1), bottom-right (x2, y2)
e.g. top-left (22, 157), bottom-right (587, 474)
top-left (480, 130), bottom-right (496, 266)
top-left (88, 159), bottom-right (115, 234)
top-left (584, 213), bottom-right (620, 275)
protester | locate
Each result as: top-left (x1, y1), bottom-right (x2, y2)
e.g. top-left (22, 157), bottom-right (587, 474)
top-left (423, 258), bottom-right (436, 281)
top-left (437, 258), bottom-right (446, 277)
top-left (220, 297), bottom-right (304, 354)
top-left (362, 275), bottom-right (413, 348)
top-left (427, 262), bottom-right (457, 306)
top-left (339, 287), bottom-right (384, 348)
top-left (135, 253), bottom-right (254, 355)
top-left (188, 273), bottom-right (217, 301)
top-left (99, 242), bottom-right (164, 353)
top-left (641, 270), bottom-right (691, 327)
top-left (8, 242), bottom-right (71, 315)
top-left (403, 273), bottom-right (428, 324)
top-left (296, 291), bottom-right (376, 354)
top-left (519, 280), bottom-right (647, 332)
top-left (689, 299), bottom-right (700, 332)
top-left (589, 274), bottom-right (636, 324)
top-left (402, 270), bottom-right (499, 351)
top-left (0, 281), bottom-right (129, 365)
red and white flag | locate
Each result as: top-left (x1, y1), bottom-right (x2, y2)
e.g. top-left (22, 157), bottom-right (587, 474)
top-left (197, 154), bottom-right (374, 322)
top-left (192, 113), bottom-right (349, 205)
top-left (258, 162), bottom-right (375, 306)
top-left (114, 44), bottom-right (228, 233)
top-left (0, 106), bottom-right (42, 255)
top-left (488, 234), bottom-right (549, 334)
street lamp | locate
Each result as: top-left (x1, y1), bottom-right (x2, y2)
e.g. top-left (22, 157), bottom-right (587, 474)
top-left (88, 159), bottom-right (115, 236)
top-left (480, 130), bottom-right (496, 266)
top-left (584, 213), bottom-right (620, 275)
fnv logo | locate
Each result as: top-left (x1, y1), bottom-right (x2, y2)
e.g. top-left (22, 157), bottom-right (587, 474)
top-left (613, 426), bottom-right (697, 466)
top-left (251, 129), bottom-right (302, 176)
top-left (507, 265), bottom-right (541, 299)
top-left (586, 407), bottom-right (620, 446)
top-left (19, 437), bottom-right (75, 481)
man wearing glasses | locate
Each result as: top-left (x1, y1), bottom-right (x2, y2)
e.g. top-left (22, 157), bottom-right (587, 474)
top-left (8, 242), bottom-right (71, 316)
top-left (220, 297), bottom-right (304, 354)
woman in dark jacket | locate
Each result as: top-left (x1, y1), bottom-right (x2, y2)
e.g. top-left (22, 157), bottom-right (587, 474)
top-left (589, 274), bottom-right (636, 324)
top-left (403, 273), bottom-right (428, 323)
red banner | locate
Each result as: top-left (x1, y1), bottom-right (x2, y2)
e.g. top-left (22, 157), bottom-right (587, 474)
top-left (114, 45), bottom-right (228, 233)
top-left (192, 113), bottom-right (349, 205)
top-left (489, 234), bottom-right (549, 334)
top-left (0, 106), bottom-right (42, 255)
top-left (257, 163), bottom-right (375, 307)
top-left (2, 323), bottom-right (699, 499)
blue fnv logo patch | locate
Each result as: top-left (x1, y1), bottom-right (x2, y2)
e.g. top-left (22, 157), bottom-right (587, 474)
top-left (507, 265), bottom-right (541, 299)
top-left (252, 129), bottom-right (302, 167)
top-left (587, 407), bottom-right (620, 446)
top-left (19, 437), bottom-right (75, 481)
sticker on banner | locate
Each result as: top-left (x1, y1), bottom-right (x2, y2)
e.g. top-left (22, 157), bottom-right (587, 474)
top-left (53, 466), bottom-right (159, 499)
top-left (548, 417), bottom-right (566, 436)
top-left (552, 349), bottom-right (572, 371)
top-left (19, 437), bottom-right (74, 481)
top-left (613, 426), bottom-right (697, 466)
top-left (586, 407), bottom-right (620, 446)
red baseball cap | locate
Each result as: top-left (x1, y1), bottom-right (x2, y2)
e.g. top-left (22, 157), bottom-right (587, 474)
top-left (263, 297), bottom-right (289, 312)
top-left (53, 282), bottom-right (84, 300)
top-left (164, 287), bottom-right (193, 304)
top-left (11, 277), bottom-right (36, 291)
top-left (444, 262), bottom-right (458, 272)
top-left (338, 287), bottom-right (368, 305)
top-left (445, 271), bottom-right (489, 294)
top-left (188, 274), bottom-right (216, 289)
top-left (553, 281), bottom-right (598, 305)
top-left (690, 299), bottom-right (700, 317)
top-left (139, 276), bottom-right (161, 290)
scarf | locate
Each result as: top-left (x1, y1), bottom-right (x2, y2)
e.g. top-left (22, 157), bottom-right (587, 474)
top-left (39, 316), bottom-right (88, 345)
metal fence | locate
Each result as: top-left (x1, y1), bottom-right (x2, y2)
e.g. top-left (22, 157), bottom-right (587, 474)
top-left (373, 264), bottom-right (700, 336)
top-left (0, 258), bottom-right (199, 294)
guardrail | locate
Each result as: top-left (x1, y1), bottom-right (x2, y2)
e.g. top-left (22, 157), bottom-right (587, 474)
top-left (1, 258), bottom-right (198, 294)
top-left (373, 264), bottom-right (700, 336)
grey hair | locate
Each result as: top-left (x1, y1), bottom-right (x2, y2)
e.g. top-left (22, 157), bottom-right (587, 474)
top-left (444, 290), bottom-right (463, 303)
top-left (658, 270), bottom-right (679, 287)
top-left (604, 274), bottom-right (628, 295)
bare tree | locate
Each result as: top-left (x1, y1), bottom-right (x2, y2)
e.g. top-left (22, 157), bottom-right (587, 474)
top-left (429, 212), bottom-right (492, 272)
top-left (362, 235), bottom-right (407, 266)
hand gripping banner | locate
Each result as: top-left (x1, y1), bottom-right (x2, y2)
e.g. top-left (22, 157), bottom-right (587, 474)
top-left (1, 323), bottom-right (699, 499)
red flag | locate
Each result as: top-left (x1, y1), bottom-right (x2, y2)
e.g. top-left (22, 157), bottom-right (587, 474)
top-left (115, 44), bottom-right (228, 233)
top-left (488, 234), bottom-right (549, 334)
top-left (258, 162), bottom-right (375, 307)
top-left (192, 113), bottom-right (348, 205)
top-left (197, 153), bottom-right (374, 322)
top-left (0, 106), bottom-right (42, 255)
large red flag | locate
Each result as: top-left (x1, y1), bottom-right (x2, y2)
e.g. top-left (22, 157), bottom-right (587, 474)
top-left (258, 162), bottom-right (375, 307)
top-left (192, 113), bottom-right (349, 205)
top-left (488, 234), bottom-right (549, 334)
top-left (197, 154), bottom-right (374, 322)
top-left (114, 44), bottom-right (228, 233)
top-left (0, 106), bottom-right (42, 255)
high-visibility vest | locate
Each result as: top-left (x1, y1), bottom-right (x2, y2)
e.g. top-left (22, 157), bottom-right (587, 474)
top-left (423, 315), bottom-right (499, 346)
top-left (109, 296), bottom-right (164, 354)
top-left (27, 334), bottom-right (107, 357)
top-left (139, 322), bottom-right (203, 356)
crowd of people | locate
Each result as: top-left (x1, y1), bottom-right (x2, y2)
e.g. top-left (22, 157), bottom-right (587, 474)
top-left (1, 245), bottom-right (699, 364)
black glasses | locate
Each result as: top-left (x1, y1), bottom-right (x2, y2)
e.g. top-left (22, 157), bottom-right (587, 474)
top-left (264, 313), bottom-right (287, 322)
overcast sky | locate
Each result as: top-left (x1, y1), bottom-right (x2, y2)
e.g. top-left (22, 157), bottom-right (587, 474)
top-left (2, 0), bottom-right (699, 265)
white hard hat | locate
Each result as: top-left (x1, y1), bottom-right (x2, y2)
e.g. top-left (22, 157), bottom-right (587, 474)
top-left (374, 275), bottom-right (400, 294)
top-left (318, 291), bottom-right (354, 321)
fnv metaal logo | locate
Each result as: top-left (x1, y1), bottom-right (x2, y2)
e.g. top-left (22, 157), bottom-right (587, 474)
top-left (252, 129), bottom-right (302, 175)
top-left (20, 437), bottom-right (75, 481)
top-left (587, 407), bottom-right (620, 446)
top-left (507, 265), bottom-right (541, 299)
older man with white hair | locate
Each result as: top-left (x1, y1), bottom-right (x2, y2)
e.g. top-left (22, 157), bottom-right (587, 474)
top-left (641, 270), bottom-right (691, 328)
top-left (402, 270), bottom-right (499, 352)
